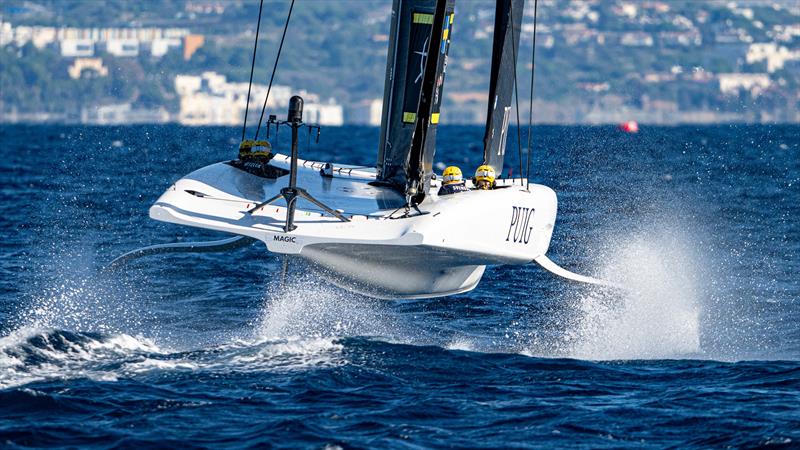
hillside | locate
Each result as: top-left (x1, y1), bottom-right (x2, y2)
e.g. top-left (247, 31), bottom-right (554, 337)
top-left (2, 0), bottom-right (799, 124)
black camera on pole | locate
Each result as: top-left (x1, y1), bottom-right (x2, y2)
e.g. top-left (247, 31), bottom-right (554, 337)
top-left (287, 95), bottom-right (303, 124)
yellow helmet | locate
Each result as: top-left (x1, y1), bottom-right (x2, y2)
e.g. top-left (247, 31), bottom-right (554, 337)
top-left (475, 164), bottom-right (496, 184)
top-left (442, 166), bottom-right (463, 185)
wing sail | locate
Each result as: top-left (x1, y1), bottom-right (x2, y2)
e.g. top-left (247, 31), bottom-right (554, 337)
top-left (483, 0), bottom-right (524, 176)
top-left (376, 0), bottom-right (455, 195)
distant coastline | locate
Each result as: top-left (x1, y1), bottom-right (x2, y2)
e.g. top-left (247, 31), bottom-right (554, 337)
top-left (2, 0), bottom-right (799, 125)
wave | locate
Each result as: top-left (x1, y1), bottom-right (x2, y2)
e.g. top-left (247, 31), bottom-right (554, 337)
top-left (0, 327), bottom-right (348, 390)
top-left (0, 259), bottom-right (403, 390)
top-left (0, 327), bottom-right (163, 389)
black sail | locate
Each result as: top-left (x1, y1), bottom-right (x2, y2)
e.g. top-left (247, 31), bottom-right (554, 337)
top-left (482, 0), bottom-right (524, 176)
top-left (376, 0), bottom-right (455, 193)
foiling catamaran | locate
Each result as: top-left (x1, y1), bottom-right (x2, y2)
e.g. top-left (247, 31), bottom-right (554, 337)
top-left (112, 0), bottom-right (612, 298)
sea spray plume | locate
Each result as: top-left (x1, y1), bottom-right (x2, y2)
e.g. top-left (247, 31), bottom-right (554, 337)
top-left (555, 200), bottom-right (786, 362)
top-left (199, 266), bottom-right (402, 371)
top-left (559, 223), bottom-right (704, 361)
top-left (256, 267), bottom-right (408, 343)
top-left (12, 240), bottom-right (157, 337)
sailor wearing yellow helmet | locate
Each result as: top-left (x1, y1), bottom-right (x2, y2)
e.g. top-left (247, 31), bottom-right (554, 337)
top-left (473, 164), bottom-right (496, 190)
top-left (437, 165), bottom-right (469, 196)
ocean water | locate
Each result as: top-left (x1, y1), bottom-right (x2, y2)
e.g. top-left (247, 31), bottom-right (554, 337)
top-left (0, 124), bottom-right (798, 448)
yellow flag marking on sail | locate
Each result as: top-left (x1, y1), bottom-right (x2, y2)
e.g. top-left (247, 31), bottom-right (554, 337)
top-left (413, 13), bottom-right (433, 24)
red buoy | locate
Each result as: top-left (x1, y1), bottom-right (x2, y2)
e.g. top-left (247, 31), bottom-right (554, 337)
top-left (619, 121), bottom-right (639, 133)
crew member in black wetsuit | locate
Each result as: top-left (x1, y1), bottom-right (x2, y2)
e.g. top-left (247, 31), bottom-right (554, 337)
top-left (438, 166), bottom-right (469, 196)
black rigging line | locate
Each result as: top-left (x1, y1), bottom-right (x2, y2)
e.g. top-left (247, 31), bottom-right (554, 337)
top-left (254, 0), bottom-right (295, 141)
top-left (241, 0), bottom-right (265, 142)
top-left (526, 0), bottom-right (539, 190)
top-left (508, 0), bottom-right (524, 186)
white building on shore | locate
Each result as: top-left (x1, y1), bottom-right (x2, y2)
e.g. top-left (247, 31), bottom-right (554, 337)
top-left (81, 103), bottom-right (170, 125)
top-left (746, 42), bottom-right (800, 73)
top-left (175, 72), bottom-right (343, 126)
top-left (718, 73), bottom-right (772, 96)
top-left (348, 99), bottom-right (383, 126)
top-left (0, 19), bottom-right (189, 58)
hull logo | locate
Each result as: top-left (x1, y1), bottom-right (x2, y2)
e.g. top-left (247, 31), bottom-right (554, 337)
top-left (274, 235), bottom-right (296, 243)
top-left (506, 206), bottom-right (535, 244)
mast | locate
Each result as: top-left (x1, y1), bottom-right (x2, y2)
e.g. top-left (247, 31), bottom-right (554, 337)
top-left (406, 0), bottom-right (453, 201)
top-left (482, 0), bottom-right (524, 176)
top-left (376, 0), bottom-right (455, 194)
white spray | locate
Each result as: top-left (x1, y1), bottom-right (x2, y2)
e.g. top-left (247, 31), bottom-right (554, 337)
top-left (563, 230), bottom-right (703, 360)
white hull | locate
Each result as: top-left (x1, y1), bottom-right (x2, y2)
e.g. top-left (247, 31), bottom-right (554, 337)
top-left (150, 154), bottom-right (558, 298)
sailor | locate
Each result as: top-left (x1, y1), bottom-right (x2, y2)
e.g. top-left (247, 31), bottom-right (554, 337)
top-left (438, 166), bottom-right (469, 196)
top-left (239, 139), bottom-right (272, 160)
top-left (474, 164), bottom-right (496, 190)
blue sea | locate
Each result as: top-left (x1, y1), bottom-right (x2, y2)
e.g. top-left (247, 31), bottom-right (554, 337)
top-left (1, 124), bottom-right (798, 448)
